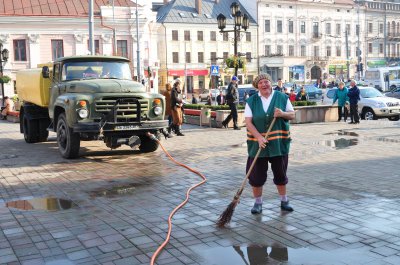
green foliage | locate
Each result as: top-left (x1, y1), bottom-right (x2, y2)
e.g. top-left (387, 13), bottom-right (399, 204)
top-left (0, 75), bottom-right (11, 84)
top-left (225, 55), bottom-right (246, 72)
top-left (12, 94), bottom-right (19, 102)
top-left (292, 101), bottom-right (317, 106)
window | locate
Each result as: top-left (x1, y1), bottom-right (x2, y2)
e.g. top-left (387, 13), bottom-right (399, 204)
top-left (336, 23), bottom-right (341, 36)
top-left (198, 52), bottom-right (204, 63)
top-left (368, 23), bottom-right (373, 33)
top-left (210, 31), bottom-right (216, 41)
top-left (223, 52), bottom-right (229, 60)
top-left (379, 23), bottom-right (384, 34)
top-left (51, 40), bottom-right (64, 60)
top-left (313, 46), bottom-right (319, 57)
top-left (223, 32), bottom-right (229, 41)
top-left (197, 31), bottom-right (203, 41)
top-left (277, 20), bottom-right (282, 33)
top-left (301, 45), bottom-right (306, 56)
top-left (265, 20), bottom-right (270, 32)
top-left (326, 23), bottom-right (331, 35)
top-left (172, 30), bottom-right (178, 41)
top-left (289, 45), bottom-right (294, 56)
top-left (246, 32), bottom-right (251, 41)
top-left (87, 39), bottom-right (100, 54)
top-left (265, 45), bottom-right (271, 56)
top-left (336, 46), bottom-right (341, 57)
top-left (313, 22), bottom-right (319, 38)
top-left (277, 45), bottom-right (283, 54)
top-left (327, 46), bottom-right (331, 57)
top-left (379, 43), bottom-right (384, 53)
top-left (246, 52), bottom-right (252, 62)
top-left (288, 20), bottom-right (293, 33)
top-left (210, 52), bottom-right (216, 64)
top-left (184, 30), bottom-right (190, 41)
top-left (368, 43), bottom-right (372, 53)
top-left (300, 21), bottom-right (306, 33)
top-left (346, 24), bottom-right (350, 35)
top-left (13, 39), bottom-right (26, 61)
top-left (117, 40), bottom-right (127, 58)
top-left (173, 52), bottom-right (179, 63)
top-left (186, 52), bottom-right (191, 63)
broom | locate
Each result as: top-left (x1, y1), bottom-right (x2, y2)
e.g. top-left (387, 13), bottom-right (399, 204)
top-left (216, 117), bottom-right (277, 227)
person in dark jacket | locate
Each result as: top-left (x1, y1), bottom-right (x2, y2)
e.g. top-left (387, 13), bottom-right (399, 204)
top-left (216, 91), bottom-right (225, 105)
top-left (347, 80), bottom-right (360, 124)
top-left (295, 86), bottom-right (309, 101)
top-left (222, 76), bottom-right (240, 129)
top-left (274, 78), bottom-right (285, 92)
top-left (170, 79), bottom-right (185, 136)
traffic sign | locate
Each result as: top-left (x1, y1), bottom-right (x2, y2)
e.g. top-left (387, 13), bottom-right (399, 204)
top-left (210, 65), bottom-right (219, 76)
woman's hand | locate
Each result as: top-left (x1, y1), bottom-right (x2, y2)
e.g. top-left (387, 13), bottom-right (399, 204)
top-left (274, 108), bottom-right (284, 118)
top-left (257, 135), bottom-right (268, 149)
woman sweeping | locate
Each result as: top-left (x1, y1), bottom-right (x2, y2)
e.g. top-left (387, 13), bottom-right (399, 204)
top-left (245, 74), bottom-right (295, 214)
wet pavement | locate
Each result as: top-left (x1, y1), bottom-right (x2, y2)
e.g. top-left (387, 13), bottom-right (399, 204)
top-left (0, 119), bottom-right (400, 264)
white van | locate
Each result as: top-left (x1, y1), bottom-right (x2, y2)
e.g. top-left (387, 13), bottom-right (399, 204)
top-left (363, 66), bottom-right (400, 92)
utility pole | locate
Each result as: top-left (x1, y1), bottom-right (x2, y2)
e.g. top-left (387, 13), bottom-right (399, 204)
top-left (136, 0), bottom-right (141, 82)
top-left (384, 1), bottom-right (387, 65)
top-left (357, 0), bottom-right (361, 80)
top-left (345, 30), bottom-right (350, 81)
top-left (112, 0), bottom-right (117, 55)
top-left (89, 0), bottom-right (94, 55)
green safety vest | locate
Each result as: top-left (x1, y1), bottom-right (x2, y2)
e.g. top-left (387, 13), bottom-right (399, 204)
top-left (246, 92), bottom-right (291, 158)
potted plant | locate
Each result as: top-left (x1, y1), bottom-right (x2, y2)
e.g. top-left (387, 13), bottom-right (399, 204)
top-left (225, 55), bottom-right (246, 71)
top-left (0, 75), bottom-right (11, 84)
top-left (12, 94), bottom-right (21, 111)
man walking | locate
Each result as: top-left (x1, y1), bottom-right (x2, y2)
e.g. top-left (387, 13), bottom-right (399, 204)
top-left (347, 80), bottom-right (360, 124)
top-left (222, 76), bottom-right (240, 130)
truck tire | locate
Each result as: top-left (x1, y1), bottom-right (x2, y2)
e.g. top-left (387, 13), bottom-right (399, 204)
top-left (23, 116), bottom-right (39, 143)
top-left (57, 113), bottom-right (80, 159)
top-left (139, 132), bottom-right (160, 153)
top-left (38, 119), bottom-right (50, 142)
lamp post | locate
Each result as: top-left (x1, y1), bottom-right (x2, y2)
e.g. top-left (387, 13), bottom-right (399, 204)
top-left (217, 2), bottom-right (249, 77)
top-left (0, 43), bottom-right (10, 102)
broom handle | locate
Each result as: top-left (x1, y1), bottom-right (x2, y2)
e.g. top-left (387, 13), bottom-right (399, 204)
top-left (235, 117), bottom-right (277, 197)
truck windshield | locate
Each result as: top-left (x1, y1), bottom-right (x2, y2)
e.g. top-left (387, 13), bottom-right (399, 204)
top-left (62, 61), bottom-right (132, 81)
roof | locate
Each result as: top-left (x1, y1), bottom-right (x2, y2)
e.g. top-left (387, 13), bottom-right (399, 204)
top-left (157, 0), bottom-right (257, 25)
top-left (0, 0), bottom-right (136, 17)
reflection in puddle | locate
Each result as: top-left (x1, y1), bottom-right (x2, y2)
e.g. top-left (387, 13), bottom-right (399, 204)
top-left (89, 183), bottom-right (142, 197)
top-left (6, 198), bottom-right (77, 211)
top-left (318, 138), bottom-right (358, 149)
top-left (196, 245), bottom-right (377, 265)
top-left (323, 130), bottom-right (359, 137)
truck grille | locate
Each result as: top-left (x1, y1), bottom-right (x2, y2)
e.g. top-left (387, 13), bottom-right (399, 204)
top-left (95, 97), bottom-right (149, 122)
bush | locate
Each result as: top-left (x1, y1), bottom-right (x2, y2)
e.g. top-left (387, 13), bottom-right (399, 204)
top-left (0, 75), bottom-right (11, 84)
top-left (184, 104), bottom-right (244, 110)
top-left (292, 101), bottom-right (317, 106)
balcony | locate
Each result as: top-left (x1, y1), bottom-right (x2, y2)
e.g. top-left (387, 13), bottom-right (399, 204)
top-left (388, 33), bottom-right (400, 41)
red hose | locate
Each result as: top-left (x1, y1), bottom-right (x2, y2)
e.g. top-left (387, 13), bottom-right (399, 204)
top-left (148, 134), bottom-right (207, 265)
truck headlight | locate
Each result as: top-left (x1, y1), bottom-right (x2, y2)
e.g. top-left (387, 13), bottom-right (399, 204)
top-left (78, 109), bottom-right (89, 118)
top-left (153, 106), bottom-right (162, 116)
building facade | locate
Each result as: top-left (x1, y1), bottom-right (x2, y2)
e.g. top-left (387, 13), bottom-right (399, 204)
top-left (0, 0), bottom-right (159, 97)
top-left (258, 0), bottom-right (364, 84)
top-left (155, 0), bottom-right (258, 95)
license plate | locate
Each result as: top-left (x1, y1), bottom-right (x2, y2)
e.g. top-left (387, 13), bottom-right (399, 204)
top-left (114, 125), bottom-right (139, 131)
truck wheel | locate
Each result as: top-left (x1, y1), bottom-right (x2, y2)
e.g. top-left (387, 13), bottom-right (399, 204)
top-left (57, 113), bottom-right (80, 159)
top-left (362, 108), bottom-right (376, 120)
top-left (139, 132), bottom-right (160, 153)
top-left (38, 119), bottom-right (49, 142)
top-left (23, 117), bottom-right (39, 143)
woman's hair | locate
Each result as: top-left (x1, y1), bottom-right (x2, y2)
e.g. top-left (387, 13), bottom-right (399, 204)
top-left (252, 74), bottom-right (271, 88)
top-left (165, 82), bottom-right (172, 91)
top-left (338, 81), bottom-right (345, 86)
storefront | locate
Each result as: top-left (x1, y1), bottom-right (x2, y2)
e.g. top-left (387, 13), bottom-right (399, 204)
top-left (289, 65), bottom-right (305, 82)
top-left (328, 65), bottom-right (347, 81)
top-left (167, 69), bottom-right (209, 94)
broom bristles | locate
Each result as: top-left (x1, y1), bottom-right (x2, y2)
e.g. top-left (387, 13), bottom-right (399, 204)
top-left (216, 199), bottom-right (239, 227)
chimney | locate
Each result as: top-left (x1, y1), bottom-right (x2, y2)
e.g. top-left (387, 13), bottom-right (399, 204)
top-left (195, 0), bottom-right (202, 15)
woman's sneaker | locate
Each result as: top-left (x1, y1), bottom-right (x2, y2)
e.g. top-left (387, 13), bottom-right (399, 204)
top-left (251, 203), bottom-right (262, 214)
top-left (280, 201), bottom-right (294, 212)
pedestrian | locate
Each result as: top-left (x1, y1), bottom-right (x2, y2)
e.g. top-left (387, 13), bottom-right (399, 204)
top-left (216, 91), bottom-right (225, 105)
top-left (170, 79), bottom-right (185, 136)
top-left (289, 89), bottom-right (296, 103)
top-left (245, 74), bottom-right (295, 214)
top-left (332, 81), bottom-right (349, 122)
top-left (206, 95), bottom-right (212, 105)
top-left (1, 96), bottom-right (14, 119)
top-left (161, 83), bottom-right (173, 138)
top-left (274, 78), bottom-right (285, 92)
top-left (283, 87), bottom-right (290, 96)
top-left (296, 86), bottom-right (309, 101)
top-left (347, 80), bottom-right (360, 124)
top-left (222, 76), bottom-right (240, 130)
top-left (191, 93), bottom-right (198, 104)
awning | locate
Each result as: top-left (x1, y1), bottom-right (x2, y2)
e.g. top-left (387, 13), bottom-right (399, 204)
top-left (168, 69), bottom-right (209, 76)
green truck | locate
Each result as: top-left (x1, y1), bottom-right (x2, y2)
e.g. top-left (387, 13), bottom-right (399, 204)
top-left (17, 56), bottom-right (168, 158)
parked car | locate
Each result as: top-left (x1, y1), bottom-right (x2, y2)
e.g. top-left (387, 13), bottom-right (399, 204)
top-left (295, 85), bottom-right (323, 99)
top-left (237, 84), bottom-right (257, 105)
top-left (322, 87), bottom-right (400, 121)
top-left (385, 86), bottom-right (400, 99)
top-left (210, 89), bottom-right (220, 100)
top-left (199, 89), bottom-right (210, 102)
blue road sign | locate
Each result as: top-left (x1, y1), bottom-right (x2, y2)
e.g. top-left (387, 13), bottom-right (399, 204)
top-left (210, 65), bottom-right (219, 76)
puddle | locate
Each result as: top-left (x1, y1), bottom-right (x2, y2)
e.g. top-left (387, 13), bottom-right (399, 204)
top-left (6, 198), bottom-right (77, 211)
top-left (89, 183), bottom-right (143, 197)
top-left (323, 130), bottom-right (359, 137)
top-left (317, 138), bottom-right (358, 149)
top-left (195, 245), bottom-right (377, 265)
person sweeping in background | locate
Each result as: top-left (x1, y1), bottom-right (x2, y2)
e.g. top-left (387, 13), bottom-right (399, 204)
top-left (244, 74), bottom-right (295, 214)
top-left (170, 79), bottom-right (185, 136)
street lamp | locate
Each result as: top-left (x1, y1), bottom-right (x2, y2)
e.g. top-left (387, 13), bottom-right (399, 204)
top-left (0, 42), bottom-right (10, 101)
top-left (217, 2), bottom-right (249, 77)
